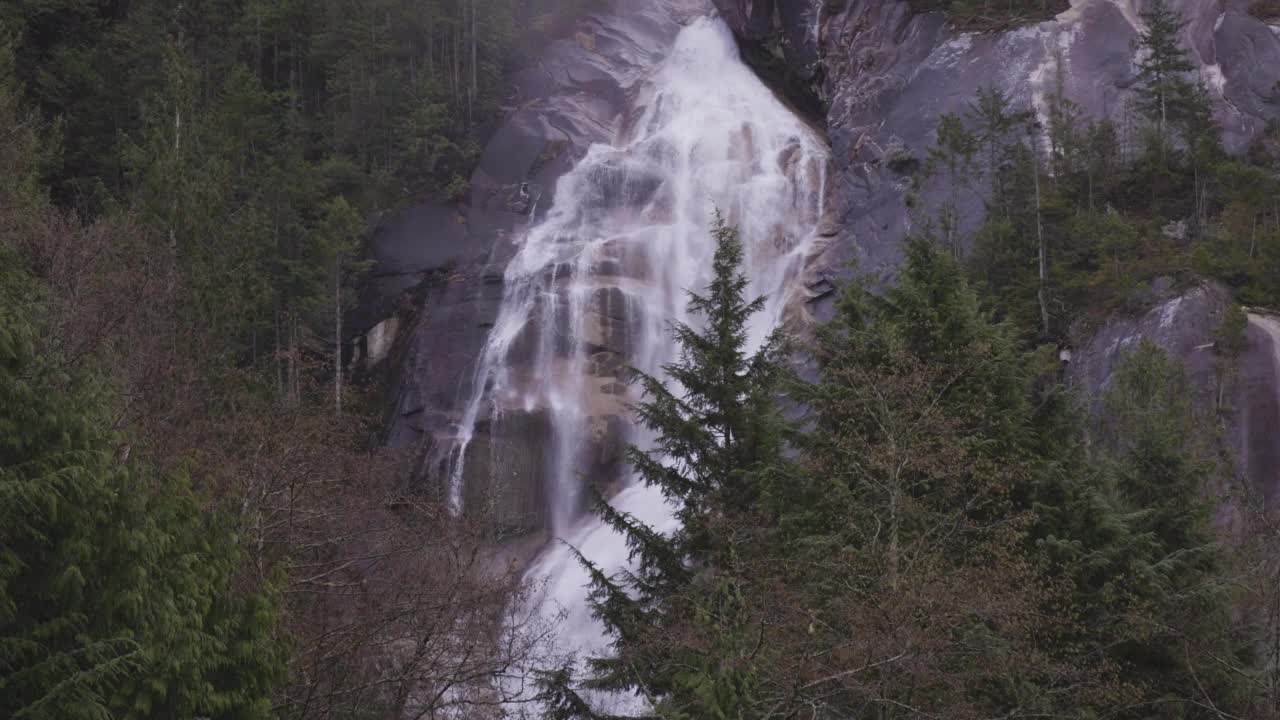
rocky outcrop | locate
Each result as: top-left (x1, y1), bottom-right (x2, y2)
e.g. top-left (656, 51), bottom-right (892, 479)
top-left (1068, 281), bottom-right (1230, 412)
top-left (709, 0), bottom-right (825, 116)
top-left (1067, 281), bottom-right (1280, 505)
top-left (712, 0), bottom-right (1280, 294)
top-left (369, 0), bottom-right (707, 536)
top-left (1243, 312), bottom-right (1280, 504)
top-left (369, 0), bottom-right (1280, 534)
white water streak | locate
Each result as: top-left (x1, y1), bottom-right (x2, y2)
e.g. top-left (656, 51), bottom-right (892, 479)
top-left (446, 15), bottom-right (827, 714)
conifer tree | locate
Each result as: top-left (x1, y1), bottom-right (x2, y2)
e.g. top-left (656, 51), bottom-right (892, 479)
top-left (1134, 0), bottom-right (1197, 138)
top-left (1098, 340), bottom-right (1253, 712)
top-left (0, 259), bottom-right (284, 720)
top-left (561, 213), bottom-right (787, 717)
top-left (769, 234), bottom-right (1110, 716)
top-left (927, 113), bottom-right (980, 256)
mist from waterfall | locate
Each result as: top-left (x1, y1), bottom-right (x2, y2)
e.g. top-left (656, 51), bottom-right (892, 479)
top-left (444, 11), bottom-right (828, 713)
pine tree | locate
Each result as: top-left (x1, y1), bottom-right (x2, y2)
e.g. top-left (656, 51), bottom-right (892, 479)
top-left (564, 213), bottom-right (787, 717)
top-left (927, 113), bottom-right (979, 256)
top-left (768, 234), bottom-right (1111, 716)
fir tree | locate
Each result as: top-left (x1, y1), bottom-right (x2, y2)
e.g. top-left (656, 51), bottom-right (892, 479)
top-left (1098, 340), bottom-right (1252, 713)
top-left (1134, 0), bottom-right (1196, 135)
top-left (564, 213), bottom-right (787, 717)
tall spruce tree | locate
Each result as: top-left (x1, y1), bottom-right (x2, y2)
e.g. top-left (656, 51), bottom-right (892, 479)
top-left (1134, 0), bottom-right (1197, 137)
top-left (556, 214), bottom-right (787, 718)
top-left (765, 234), bottom-right (1109, 716)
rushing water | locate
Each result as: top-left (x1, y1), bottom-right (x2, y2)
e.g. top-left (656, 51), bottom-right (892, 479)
top-left (445, 8), bottom-right (828, 712)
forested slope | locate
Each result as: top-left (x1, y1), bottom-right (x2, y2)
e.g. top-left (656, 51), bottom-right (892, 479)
top-left (1, 1), bottom-right (586, 717)
top-left (6, 0), bottom-right (1280, 718)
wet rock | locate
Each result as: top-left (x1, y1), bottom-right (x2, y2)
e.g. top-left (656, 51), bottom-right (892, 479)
top-left (587, 350), bottom-right (625, 378)
top-left (579, 413), bottom-right (630, 502)
top-left (711, 0), bottom-right (824, 115)
top-left (376, 1), bottom-right (702, 537)
top-left (461, 410), bottom-right (554, 535)
top-left (588, 414), bottom-right (627, 474)
top-left (583, 286), bottom-right (634, 355)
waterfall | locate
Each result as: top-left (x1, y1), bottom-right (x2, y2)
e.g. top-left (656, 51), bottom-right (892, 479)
top-left (445, 9), bottom-right (827, 712)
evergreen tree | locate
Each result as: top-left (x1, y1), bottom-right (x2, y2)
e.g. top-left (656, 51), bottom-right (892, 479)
top-left (1134, 0), bottom-right (1197, 138)
top-left (0, 259), bottom-right (285, 720)
top-left (1098, 340), bottom-right (1253, 713)
top-left (564, 213), bottom-right (787, 717)
top-left (926, 113), bottom-right (979, 256)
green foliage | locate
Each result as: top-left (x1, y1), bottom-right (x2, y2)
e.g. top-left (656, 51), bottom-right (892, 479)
top-left (925, 111), bottom-right (979, 253)
top-left (0, 259), bottom-right (284, 720)
top-left (2, 0), bottom-right (600, 375)
top-left (1215, 303), bottom-right (1249, 363)
top-left (928, 0), bottom-right (1279, 335)
top-left (765, 235), bottom-right (1143, 715)
top-left (905, 0), bottom-right (1069, 30)
top-left (1098, 340), bottom-right (1253, 709)
top-left (1133, 0), bottom-right (1198, 133)
top-left (568, 214), bottom-right (786, 716)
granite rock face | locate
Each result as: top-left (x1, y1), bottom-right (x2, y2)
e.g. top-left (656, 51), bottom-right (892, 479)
top-left (1066, 282), bottom-right (1280, 504)
top-left (371, 0), bottom-right (706, 536)
top-left (747, 1), bottom-right (1280, 502)
top-left (713, 0), bottom-right (1280, 290)
top-left (371, 0), bottom-right (1280, 534)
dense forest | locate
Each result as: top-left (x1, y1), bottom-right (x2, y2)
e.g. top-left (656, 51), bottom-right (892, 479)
top-left (5, 0), bottom-right (1280, 718)
top-left (1, 0), bottom-right (588, 717)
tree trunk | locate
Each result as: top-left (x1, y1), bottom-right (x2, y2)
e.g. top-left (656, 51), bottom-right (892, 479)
top-left (288, 313), bottom-right (298, 408)
top-left (334, 257), bottom-right (343, 416)
top-left (275, 303), bottom-right (283, 398)
top-left (1032, 139), bottom-right (1050, 337)
top-left (887, 478), bottom-right (900, 592)
top-left (470, 0), bottom-right (478, 125)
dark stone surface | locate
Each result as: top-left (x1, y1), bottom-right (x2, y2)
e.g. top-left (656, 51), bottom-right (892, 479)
top-left (1239, 314), bottom-right (1280, 504)
top-left (462, 409), bottom-right (554, 535)
top-left (1066, 283), bottom-right (1280, 506)
top-left (370, 0), bottom-right (1280, 530)
top-left (710, 0), bottom-right (825, 116)
top-left (372, 0), bottom-right (705, 532)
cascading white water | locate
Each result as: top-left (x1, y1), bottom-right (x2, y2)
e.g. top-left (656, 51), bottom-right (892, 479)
top-left (446, 9), bottom-right (827, 712)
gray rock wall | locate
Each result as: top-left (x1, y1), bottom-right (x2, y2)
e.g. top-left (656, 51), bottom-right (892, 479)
top-left (1066, 282), bottom-right (1280, 504)
top-left (370, 0), bottom-right (1280, 532)
top-left (713, 0), bottom-right (1280, 289)
top-left (370, 0), bottom-right (705, 535)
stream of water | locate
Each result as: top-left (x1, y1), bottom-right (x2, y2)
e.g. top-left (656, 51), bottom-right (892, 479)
top-left (446, 8), bottom-right (828, 712)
